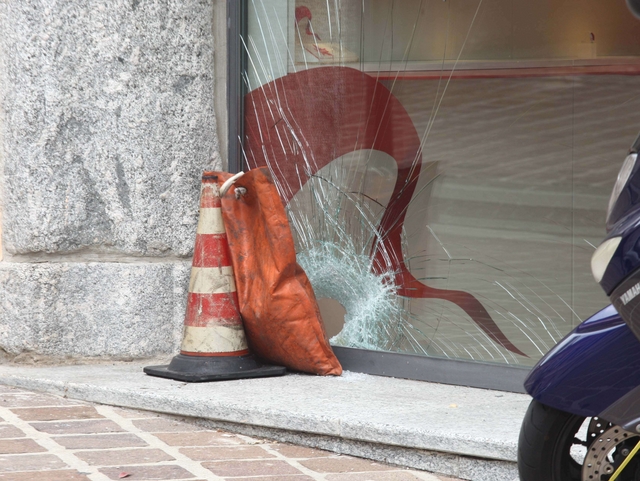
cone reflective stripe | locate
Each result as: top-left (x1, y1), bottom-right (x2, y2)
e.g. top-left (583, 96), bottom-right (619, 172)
top-left (144, 171), bottom-right (286, 382)
top-left (180, 179), bottom-right (249, 357)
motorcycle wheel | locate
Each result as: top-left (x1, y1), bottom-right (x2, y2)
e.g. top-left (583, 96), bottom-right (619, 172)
top-left (518, 400), bottom-right (640, 481)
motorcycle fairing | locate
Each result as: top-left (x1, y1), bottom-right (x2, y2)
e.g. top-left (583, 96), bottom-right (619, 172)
top-left (600, 384), bottom-right (640, 433)
top-left (524, 305), bottom-right (640, 417)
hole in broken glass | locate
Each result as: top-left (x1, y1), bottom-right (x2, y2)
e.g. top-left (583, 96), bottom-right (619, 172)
top-left (317, 298), bottom-right (346, 339)
top-left (291, 151), bottom-right (403, 351)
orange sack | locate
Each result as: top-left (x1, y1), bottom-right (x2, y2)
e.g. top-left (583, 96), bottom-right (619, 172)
top-left (217, 168), bottom-right (342, 376)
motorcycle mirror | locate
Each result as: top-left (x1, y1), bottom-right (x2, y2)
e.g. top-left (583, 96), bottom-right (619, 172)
top-left (628, 0), bottom-right (640, 19)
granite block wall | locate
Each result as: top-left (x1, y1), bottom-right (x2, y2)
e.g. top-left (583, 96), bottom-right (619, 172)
top-left (0, 0), bottom-right (222, 359)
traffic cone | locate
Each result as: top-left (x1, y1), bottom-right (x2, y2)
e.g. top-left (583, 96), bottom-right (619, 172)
top-left (144, 171), bottom-right (286, 382)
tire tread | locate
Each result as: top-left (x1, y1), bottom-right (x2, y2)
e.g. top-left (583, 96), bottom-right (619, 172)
top-left (517, 400), bottom-right (580, 481)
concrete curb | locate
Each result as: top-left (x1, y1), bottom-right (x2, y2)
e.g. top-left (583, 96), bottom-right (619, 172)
top-left (0, 362), bottom-right (528, 480)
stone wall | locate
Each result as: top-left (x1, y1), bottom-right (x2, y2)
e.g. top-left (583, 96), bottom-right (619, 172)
top-left (0, 0), bottom-right (222, 359)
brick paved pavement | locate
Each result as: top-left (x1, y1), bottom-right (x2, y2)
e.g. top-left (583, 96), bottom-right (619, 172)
top-left (0, 385), bottom-right (464, 481)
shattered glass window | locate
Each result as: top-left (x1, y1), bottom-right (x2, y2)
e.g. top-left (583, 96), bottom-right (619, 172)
top-left (240, 0), bottom-right (640, 366)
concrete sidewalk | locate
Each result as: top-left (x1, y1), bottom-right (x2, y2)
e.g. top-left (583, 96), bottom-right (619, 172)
top-left (0, 362), bottom-right (529, 481)
top-left (0, 385), bottom-right (462, 481)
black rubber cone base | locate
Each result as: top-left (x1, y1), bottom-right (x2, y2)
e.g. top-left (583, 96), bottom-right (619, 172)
top-left (144, 354), bottom-right (286, 382)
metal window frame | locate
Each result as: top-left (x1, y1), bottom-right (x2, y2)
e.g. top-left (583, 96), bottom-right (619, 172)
top-left (227, 0), bottom-right (248, 174)
top-left (333, 347), bottom-right (529, 393)
top-left (226, 3), bottom-right (530, 394)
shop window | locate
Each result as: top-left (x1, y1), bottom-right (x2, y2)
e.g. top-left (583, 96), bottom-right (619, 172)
top-left (229, 0), bottom-right (640, 383)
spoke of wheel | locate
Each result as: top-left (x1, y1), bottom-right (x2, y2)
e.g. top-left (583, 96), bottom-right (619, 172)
top-left (609, 438), bottom-right (640, 481)
top-left (573, 437), bottom-right (588, 447)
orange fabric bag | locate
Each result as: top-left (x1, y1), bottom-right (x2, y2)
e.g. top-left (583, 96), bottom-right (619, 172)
top-left (217, 168), bottom-right (342, 376)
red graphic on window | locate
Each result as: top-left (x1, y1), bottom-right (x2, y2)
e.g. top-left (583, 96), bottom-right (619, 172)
top-left (244, 67), bottom-right (526, 357)
top-left (310, 45), bottom-right (333, 57)
top-left (295, 5), bottom-right (321, 41)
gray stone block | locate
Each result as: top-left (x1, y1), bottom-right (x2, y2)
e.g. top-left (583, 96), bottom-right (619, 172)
top-left (0, 0), bottom-right (220, 256)
top-left (0, 261), bottom-right (189, 358)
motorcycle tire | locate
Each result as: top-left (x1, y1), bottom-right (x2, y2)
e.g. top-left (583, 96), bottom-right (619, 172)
top-left (518, 400), bottom-right (587, 481)
top-left (518, 400), bottom-right (640, 481)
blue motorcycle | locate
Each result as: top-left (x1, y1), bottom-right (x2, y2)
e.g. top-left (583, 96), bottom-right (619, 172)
top-left (518, 132), bottom-right (640, 480)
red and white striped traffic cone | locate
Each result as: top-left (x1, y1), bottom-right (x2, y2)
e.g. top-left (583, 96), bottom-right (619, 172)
top-left (144, 171), bottom-right (285, 382)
